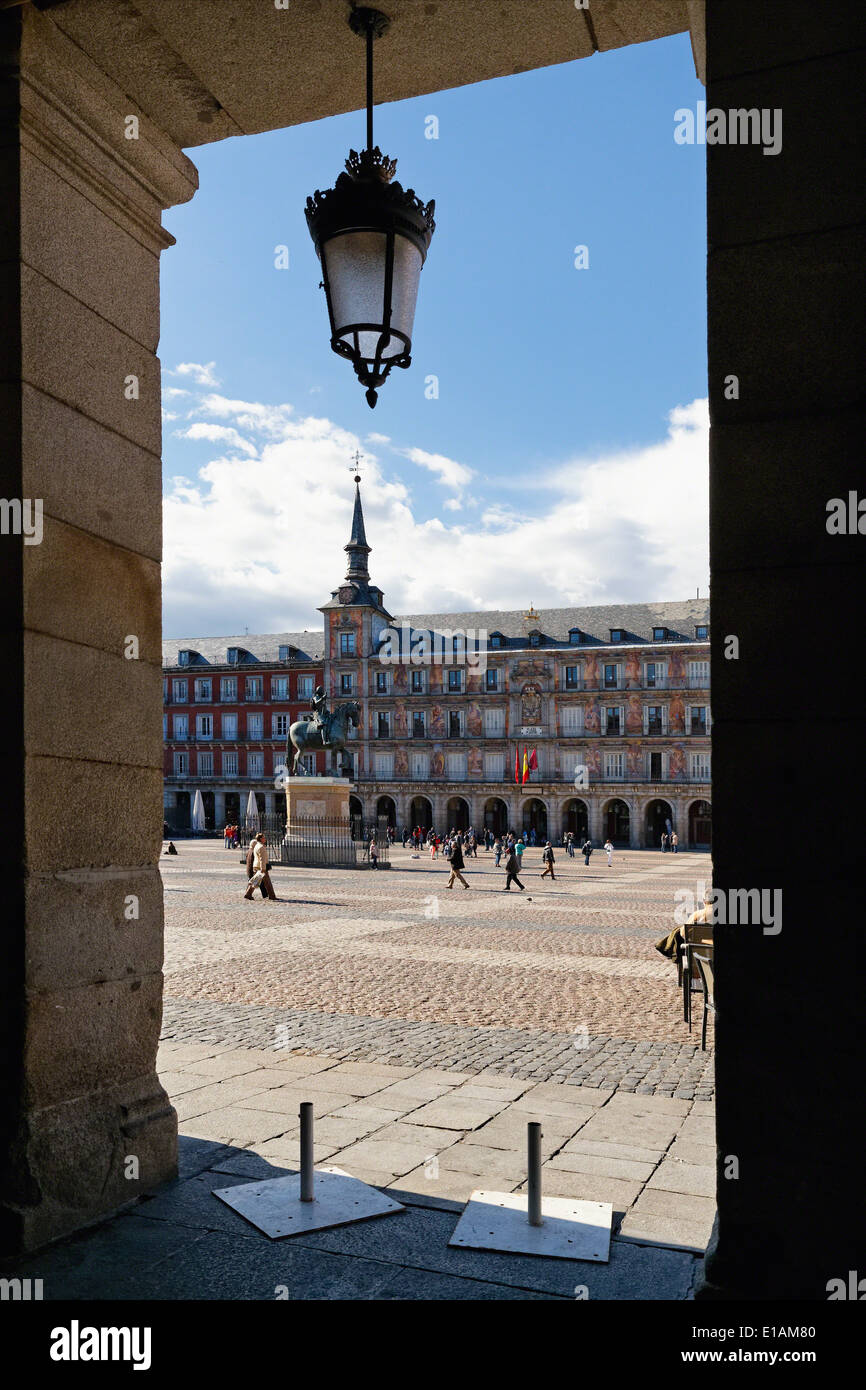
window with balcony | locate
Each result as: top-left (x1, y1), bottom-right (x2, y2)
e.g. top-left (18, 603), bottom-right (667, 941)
top-left (446, 752), bottom-right (466, 779)
top-left (162, 715), bottom-right (167, 739)
top-left (448, 711), bottom-right (462, 738)
top-left (447, 669), bottom-right (463, 692)
top-left (247, 712), bottom-right (263, 740)
top-left (340, 673), bottom-right (354, 695)
top-left (224, 751), bottom-right (238, 777)
top-left (196, 714), bottom-right (212, 739)
top-left (194, 678), bottom-right (211, 702)
top-left (173, 714), bottom-right (188, 740)
top-left (172, 679), bottom-right (187, 702)
top-left (412, 712), bottom-right (426, 739)
top-left (484, 708), bottom-right (505, 737)
top-left (565, 665), bottom-right (580, 690)
top-left (375, 670), bottom-right (389, 694)
top-left (691, 752), bottom-right (711, 780)
top-left (374, 752), bottom-right (393, 779)
top-left (648, 750), bottom-right (664, 780)
top-left (198, 751), bottom-right (213, 777)
top-left (248, 751), bottom-right (264, 777)
top-left (645, 705), bottom-right (665, 735)
top-left (377, 712), bottom-right (390, 739)
top-left (298, 675), bottom-right (315, 698)
top-left (484, 752), bottom-right (505, 780)
top-left (410, 752), bottom-right (429, 779)
top-left (220, 677), bottom-right (237, 701)
top-left (173, 752), bottom-right (188, 775)
top-left (604, 752), bottom-right (624, 779)
top-left (221, 713), bottom-right (238, 740)
top-left (245, 677), bottom-right (263, 700)
top-left (603, 663), bottom-right (620, 690)
top-left (690, 706), bottom-right (708, 735)
top-left (560, 705), bottom-right (583, 735)
top-left (645, 661), bottom-right (665, 688)
top-left (410, 669), bottom-right (425, 694)
top-left (485, 668), bottom-right (499, 692)
top-left (272, 677), bottom-right (289, 700)
top-left (604, 707), bottom-right (622, 735)
top-left (272, 713), bottom-right (289, 738)
top-left (688, 661), bottom-right (710, 689)
top-left (339, 631), bottom-right (356, 656)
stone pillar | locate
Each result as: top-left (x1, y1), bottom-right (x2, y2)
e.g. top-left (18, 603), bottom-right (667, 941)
top-left (699, 0), bottom-right (865, 1298)
top-left (213, 789), bottom-right (226, 828)
top-left (588, 798), bottom-right (604, 843)
top-left (628, 797), bottom-right (641, 849)
top-left (0, 7), bottom-right (197, 1254)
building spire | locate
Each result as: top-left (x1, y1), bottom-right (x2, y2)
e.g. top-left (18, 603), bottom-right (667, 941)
top-left (344, 468), bottom-right (371, 581)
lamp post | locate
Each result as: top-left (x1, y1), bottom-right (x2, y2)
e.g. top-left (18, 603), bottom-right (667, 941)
top-left (305, 6), bottom-right (435, 407)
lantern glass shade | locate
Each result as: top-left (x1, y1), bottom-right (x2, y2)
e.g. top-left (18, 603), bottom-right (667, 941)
top-left (323, 229), bottom-right (423, 364)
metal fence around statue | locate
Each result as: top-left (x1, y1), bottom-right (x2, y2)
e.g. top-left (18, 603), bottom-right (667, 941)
top-left (278, 815), bottom-right (390, 869)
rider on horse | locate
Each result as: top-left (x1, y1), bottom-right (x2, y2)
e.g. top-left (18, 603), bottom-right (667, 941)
top-left (310, 685), bottom-right (330, 742)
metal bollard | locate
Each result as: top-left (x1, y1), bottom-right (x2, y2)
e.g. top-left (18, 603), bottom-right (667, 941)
top-left (300, 1102), bottom-right (315, 1202)
top-left (527, 1121), bottom-right (543, 1226)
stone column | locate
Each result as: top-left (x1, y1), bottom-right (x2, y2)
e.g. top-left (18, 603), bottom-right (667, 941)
top-left (0, 7), bottom-right (197, 1254)
top-left (213, 789), bottom-right (226, 828)
top-left (699, 0), bottom-right (865, 1298)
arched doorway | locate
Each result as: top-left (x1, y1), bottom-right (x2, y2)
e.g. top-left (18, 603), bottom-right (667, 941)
top-left (201, 790), bottom-right (215, 830)
top-left (605, 798), bottom-right (630, 845)
top-left (689, 799), bottom-right (712, 848)
top-left (174, 791), bottom-right (191, 831)
top-left (376, 795), bottom-right (396, 829)
top-left (410, 795), bottom-right (432, 831)
top-left (522, 798), bottom-right (547, 842)
top-left (562, 798), bottom-right (588, 840)
top-left (349, 794), bottom-right (364, 838)
top-left (225, 791), bottom-right (240, 825)
top-left (646, 798), bottom-right (674, 848)
top-left (446, 796), bottom-right (470, 831)
top-left (483, 797), bottom-right (508, 835)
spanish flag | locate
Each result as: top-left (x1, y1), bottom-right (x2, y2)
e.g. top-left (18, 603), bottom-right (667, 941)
top-left (514, 746), bottom-right (521, 784)
top-left (522, 747), bottom-right (530, 784)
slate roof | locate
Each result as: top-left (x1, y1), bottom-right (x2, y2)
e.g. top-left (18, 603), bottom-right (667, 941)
top-left (390, 599), bottom-right (711, 648)
top-left (162, 631), bottom-right (325, 668)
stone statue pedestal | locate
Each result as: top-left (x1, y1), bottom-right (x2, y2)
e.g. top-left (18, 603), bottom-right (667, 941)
top-left (284, 776), bottom-right (351, 830)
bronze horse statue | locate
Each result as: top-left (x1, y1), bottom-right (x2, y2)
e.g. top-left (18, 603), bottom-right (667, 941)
top-left (286, 700), bottom-right (360, 776)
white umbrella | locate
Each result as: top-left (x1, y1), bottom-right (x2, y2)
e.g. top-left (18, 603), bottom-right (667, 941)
top-left (245, 789), bottom-right (259, 830)
top-left (191, 789), bottom-right (206, 832)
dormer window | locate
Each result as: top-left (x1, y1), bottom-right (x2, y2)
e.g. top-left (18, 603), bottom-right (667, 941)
top-left (278, 645), bottom-right (289, 661)
top-left (490, 632), bottom-right (505, 649)
top-left (653, 627), bottom-right (668, 642)
top-left (178, 650), bottom-right (191, 667)
top-left (529, 631), bottom-right (543, 648)
top-left (568, 628), bottom-right (582, 645)
top-left (227, 647), bottom-right (239, 664)
top-left (695, 625), bottom-right (708, 640)
top-left (610, 629), bottom-right (624, 644)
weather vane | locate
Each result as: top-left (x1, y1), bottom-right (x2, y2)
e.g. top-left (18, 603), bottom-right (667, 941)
top-left (349, 448), bottom-right (365, 483)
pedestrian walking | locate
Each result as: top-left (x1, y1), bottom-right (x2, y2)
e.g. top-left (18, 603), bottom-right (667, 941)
top-left (244, 835), bottom-right (268, 898)
top-left (515, 838), bottom-right (525, 868)
top-left (582, 838), bottom-right (593, 866)
top-left (566, 831), bottom-right (575, 858)
top-left (661, 831), bottom-right (669, 853)
top-left (503, 847), bottom-right (525, 892)
top-left (541, 841), bottom-right (556, 880)
top-left (243, 833), bottom-right (276, 901)
top-left (493, 836), bottom-right (503, 867)
top-left (604, 838), bottom-right (614, 866)
top-left (223, 822), bottom-right (232, 849)
top-left (671, 831), bottom-right (679, 853)
top-left (369, 837), bottom-right (379, 869)
top-left (446, 838), bottom-right (469, 890)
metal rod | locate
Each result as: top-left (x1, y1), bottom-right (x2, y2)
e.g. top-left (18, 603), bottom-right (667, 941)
top-left (366, 24), bottom-right (374, 151)
top-left (527, 1121), bottom-right (543, 1226)
top-left (300, 1102), bottom-right (314, 1201)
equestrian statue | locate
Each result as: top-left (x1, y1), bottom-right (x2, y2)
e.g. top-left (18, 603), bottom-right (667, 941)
top-left (286, 685), bottom-right (360, 776)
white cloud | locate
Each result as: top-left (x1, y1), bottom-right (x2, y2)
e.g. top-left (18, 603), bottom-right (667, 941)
top-left (366, 432), bottom-right (391, 446)
top-left (162, 386), bottom-right (708, 636)
top-left (177, 422), bottom-right (258, 457)
top-left (162, 386), bottom-right (191, 400)
top-left (174, 361), bottom-right (220, 387)
top-left (404, 446), bottom-right (474, 494)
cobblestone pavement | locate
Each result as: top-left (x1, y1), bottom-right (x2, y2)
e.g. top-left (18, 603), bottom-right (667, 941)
top-left (161, 843), bottom-right (714, 1100)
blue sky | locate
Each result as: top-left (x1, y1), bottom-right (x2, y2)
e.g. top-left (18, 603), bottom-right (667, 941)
top-left (160, 32), bottom-right (708, 638)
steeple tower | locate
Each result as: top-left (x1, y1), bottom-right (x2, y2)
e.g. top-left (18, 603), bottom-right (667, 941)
top-left (344, 472), bottom-right (371, 582)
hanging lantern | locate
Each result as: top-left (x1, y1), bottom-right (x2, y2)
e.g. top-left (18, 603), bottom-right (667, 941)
top-left (305, 7), bottom-right (435, 407)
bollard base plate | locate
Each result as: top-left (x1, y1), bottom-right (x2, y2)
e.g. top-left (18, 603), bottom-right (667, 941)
top-left (213, 1167), bottom-right (403, 1238)
top-left (449, 1189), bottom-right (612, 1262)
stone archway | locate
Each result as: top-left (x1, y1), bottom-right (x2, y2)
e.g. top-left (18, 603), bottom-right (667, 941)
top-left (562, 798), bottom-right (589, 840)
top-left (410, 795), bottom-right (433, 832)
top-left (689, 799), bottom-right (712, 849)
top-left (604, 798), bottom-right (630, 846)
top-left (483, 797), bottom-right (508, 836)
top-left (645, 798), bottom-right (674, 849)
top-left (376, 795), bottom-right (397, 829)
top-left (446, 796), bottom-right (470, 831)
top-left (522, 798), bottom-right (548, 842)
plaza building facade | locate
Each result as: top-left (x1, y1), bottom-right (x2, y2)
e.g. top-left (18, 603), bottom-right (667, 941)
top-left (163, 482), bottom-right (711, 849)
